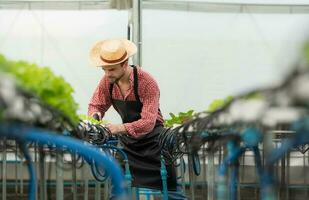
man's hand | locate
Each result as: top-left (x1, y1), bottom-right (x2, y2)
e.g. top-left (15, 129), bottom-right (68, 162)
top-left (106, 124), bottom-right (127, 135)
top-left (92, 112), bottom-right (102, 120)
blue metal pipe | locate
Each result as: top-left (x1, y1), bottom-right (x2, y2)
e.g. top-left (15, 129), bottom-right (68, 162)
top-left (261, 119), bottom-right (309, 200)
top-left (217, 140), bottom-right (245, 200)
top-left (230, 163), bottom-right (239, 200)
top-left (252, 146), bottom-right (263, 182)
top-left (217, 128), bottom-right (263, 200)
top-left (0, 122), bottom-right (127, 199)
top-left (20, 142), bottom-right (36, 200)
top-left (160, 155), bottom-right (168, 200)
top-left (101, 144), bottom-right (132, 197)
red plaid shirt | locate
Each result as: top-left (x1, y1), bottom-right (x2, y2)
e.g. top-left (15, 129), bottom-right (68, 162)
top-left (88, 66), bottom-right (164, 138)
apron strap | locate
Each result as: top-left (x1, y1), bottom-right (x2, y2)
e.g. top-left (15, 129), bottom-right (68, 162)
top-left (132, 65), bottom-right (141, 103)
top-left (109, 82), bottom-right (113, 100)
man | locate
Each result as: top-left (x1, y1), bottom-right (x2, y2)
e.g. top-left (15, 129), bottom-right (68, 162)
top-left (88, 38), bottom-right (186, 199)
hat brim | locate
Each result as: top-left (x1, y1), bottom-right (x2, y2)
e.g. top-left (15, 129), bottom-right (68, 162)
top-left (90, 39), bottom-right (137, 67)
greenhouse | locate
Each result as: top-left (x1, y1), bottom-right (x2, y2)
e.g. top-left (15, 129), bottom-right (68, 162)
top-left (1, 0), bottom-right (309, 199)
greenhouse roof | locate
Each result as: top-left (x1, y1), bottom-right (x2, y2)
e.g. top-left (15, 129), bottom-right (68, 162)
top-left (0, 0), bottom-right (309, 13)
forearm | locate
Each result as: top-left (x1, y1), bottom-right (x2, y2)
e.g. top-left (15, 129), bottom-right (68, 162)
top-left (123, 118), bottom-right (157, 138)
top-left (106, 124), bottom-right (128, 135)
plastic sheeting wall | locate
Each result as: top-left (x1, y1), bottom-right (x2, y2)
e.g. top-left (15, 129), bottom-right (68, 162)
top-left (0, 9), bottom-right (309, 122)
top-left (142, 10), bottom-right (309, 117)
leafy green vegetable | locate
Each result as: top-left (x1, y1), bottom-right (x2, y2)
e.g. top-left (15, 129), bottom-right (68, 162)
top-left (243, 92), bottom-right (263, 100)
top-left (304, 41), bottom-right (309, 66)
top-left (164, 109), bottom-right (195, 127)
top-left (0, 54), bottom-right (79, 125)
top-left (79, 114), bottom-right (107, 125)
top-left (0, 109), bottom-right (3, 121)
top-left (207, 96), bottom-right (233, 112)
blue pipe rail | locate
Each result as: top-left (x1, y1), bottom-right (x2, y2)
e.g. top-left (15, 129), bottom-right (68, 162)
top-left (0, 122), bottom-right (128, 200)
top-left (101, 144), bottom-right (133, 197)
top-left (160, 155), bottom-right (168, 200)
top-left (217, 140), bottom-right (245, 200)
top-left (217, 128), bottom-right (263, 200)
top-left (261, 118), bottom-right (309, 200)
top-left (20, 142), bottom-right (36, 200)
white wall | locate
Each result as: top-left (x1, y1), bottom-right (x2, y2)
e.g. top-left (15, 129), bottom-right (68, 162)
top-left (142, 10), bottom-right (309, 117)
top-left (0, 8), bottom-right (308, 123)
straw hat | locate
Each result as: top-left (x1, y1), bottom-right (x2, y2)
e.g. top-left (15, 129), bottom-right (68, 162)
top-left (90, 39), bottom-right (137, 67)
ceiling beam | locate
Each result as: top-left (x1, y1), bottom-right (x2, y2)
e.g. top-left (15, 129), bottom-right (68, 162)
top-left (143, 0), bottom-right (309, 13)
top-left (0, 0), bottom-right (309, 13)
top-left (0, 0), bottom-right (110, 10)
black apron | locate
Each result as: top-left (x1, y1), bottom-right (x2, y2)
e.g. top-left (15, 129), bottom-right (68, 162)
top-left (109, 66), bottom-right (177, 191)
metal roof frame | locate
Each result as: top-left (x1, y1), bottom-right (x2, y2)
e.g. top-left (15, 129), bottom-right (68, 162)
top-left (0, 0), bottom-right (309, 13)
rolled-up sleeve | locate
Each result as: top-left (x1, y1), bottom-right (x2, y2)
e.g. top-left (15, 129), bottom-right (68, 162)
top-left (88, 77), bottom-right (111, 117)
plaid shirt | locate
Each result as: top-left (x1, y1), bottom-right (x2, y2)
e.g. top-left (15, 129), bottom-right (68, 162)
top-left (88, 66), bottom-right (164, 138)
